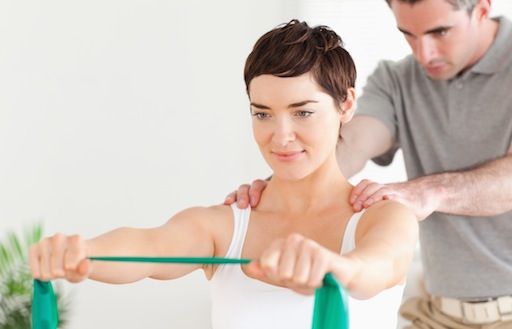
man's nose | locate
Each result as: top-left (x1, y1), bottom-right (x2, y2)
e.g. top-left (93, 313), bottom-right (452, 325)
top-left (414, 37), bottom-right (437, 65)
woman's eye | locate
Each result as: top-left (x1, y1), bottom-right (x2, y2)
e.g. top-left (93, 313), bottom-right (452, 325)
top-left (253, 112), bottom-right (269, 119)
top-left (297, 110), bottom-right (313, 117)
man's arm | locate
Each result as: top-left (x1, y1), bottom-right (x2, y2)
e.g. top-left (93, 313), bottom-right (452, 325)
top-left (352, 152), bottom-right (512, 219)
top-left (337, 115), bottom-right (394, 177)
top-left (435, 152), bottom-right (512, 216)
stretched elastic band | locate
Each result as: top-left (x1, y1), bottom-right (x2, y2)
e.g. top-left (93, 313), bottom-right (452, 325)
top-left (89, 256), bottom-right (252, 264)
top-left (32, 256), bottom-right (348, 329)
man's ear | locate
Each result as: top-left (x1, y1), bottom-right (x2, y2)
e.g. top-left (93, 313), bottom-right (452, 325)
top-left (474, 0), bottom-right (491, 22)
top-left (340, 88), bottom-right (356, 123)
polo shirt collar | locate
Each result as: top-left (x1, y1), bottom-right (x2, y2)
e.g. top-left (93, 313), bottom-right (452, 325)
top-left (470, 16), bottom-right (512, 75)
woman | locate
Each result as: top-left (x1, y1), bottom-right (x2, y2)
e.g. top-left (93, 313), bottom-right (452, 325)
top-left (29, 20), bottom-right (418, 329)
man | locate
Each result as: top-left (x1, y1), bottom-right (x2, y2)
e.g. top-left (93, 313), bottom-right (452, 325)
top-left (225, 0), bottom-right (512, 328)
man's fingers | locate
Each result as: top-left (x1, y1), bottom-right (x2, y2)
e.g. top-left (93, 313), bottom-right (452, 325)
top-left (223, 190), bottom-right (237, 205)
top-left (350, 179), bottom-right (373, 205)
top-left (248, 179), bottom-right (268, 207)
top-left (362, 187), bottom-right (396, 208)
top-left (224, 179), bottom-right (269, 208)
top-left (351, 180), bottom-right (394, 211)
top-left (235, 184), bottom-right (251, 208)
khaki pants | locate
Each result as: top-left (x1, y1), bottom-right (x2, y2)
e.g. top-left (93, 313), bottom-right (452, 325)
top-left (399, 297), bottom-right (512, 329)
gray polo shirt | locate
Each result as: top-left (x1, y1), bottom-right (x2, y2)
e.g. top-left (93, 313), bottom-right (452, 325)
top-left (354, 16), bottom-right (512, 299)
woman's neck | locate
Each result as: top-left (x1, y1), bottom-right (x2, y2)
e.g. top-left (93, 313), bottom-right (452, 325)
top-left (261, 164), bottom-right (352, 215)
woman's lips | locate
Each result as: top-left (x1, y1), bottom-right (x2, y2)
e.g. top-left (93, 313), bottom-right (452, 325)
top-left (272, 151), bottom-right (304, 162)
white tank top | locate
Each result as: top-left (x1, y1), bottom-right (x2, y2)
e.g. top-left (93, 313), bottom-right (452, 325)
top-left (209, 204), bottom-right (405, 329)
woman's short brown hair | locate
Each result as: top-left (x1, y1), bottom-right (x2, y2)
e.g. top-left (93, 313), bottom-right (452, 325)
top-left (244, 19), bottom-right (356, 109)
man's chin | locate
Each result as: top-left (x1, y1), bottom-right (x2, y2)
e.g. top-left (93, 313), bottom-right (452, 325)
top-left (423, 64), bottom-right (459, 81)
top-left (424, 69), bottom-right (457, 81)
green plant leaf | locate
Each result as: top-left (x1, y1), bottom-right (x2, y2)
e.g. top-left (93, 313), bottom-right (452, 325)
top-left (0, 222), bottom-right (72, 329)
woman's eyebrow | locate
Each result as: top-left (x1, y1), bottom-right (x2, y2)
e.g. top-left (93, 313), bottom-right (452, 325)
top-left (250, 102), bottom-right (270, 109)
top-left (289, 100), bottom-right (318, 108)
top-left (250, 100), bottom-right (318, 109)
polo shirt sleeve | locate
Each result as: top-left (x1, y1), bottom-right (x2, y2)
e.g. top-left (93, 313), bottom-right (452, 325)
top-left (354, 60), bottom-right (401, 166)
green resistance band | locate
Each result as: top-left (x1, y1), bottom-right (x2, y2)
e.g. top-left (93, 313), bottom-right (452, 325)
top-left (32, 257), bottom-right (349, 329)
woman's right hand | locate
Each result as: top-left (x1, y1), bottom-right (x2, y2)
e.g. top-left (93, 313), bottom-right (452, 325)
top-left (29, 233), bottom-right (92, 283)
top-left (223, 179), bottom-right (269, 208)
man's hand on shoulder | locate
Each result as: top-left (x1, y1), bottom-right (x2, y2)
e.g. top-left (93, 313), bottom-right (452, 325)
top-left (350, 178), bottom-right (442, 221)
top-left (224, 179), bottom-right (269, 208)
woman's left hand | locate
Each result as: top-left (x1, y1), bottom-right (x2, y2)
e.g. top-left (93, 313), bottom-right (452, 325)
top-left (245, 233), bottom-right (337, 295)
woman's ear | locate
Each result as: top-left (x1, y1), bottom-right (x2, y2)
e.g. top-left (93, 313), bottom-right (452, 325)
top-left (340, 88), bottom-right (356, 124)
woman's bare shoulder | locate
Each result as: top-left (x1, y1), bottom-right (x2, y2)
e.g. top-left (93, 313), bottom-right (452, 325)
top-left (363, 199), bottom-right (414, 219)
top-left (161, 204), bottom-right (235, 258)
top-left (155, 205), bottom-right (234, 237)
top-left (169, 204), bottom-right (234, 224)
top-left (357, 200), bottom-right (417, 235)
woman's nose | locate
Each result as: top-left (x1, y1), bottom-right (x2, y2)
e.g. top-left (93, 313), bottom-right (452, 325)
top-left (271, 118), bottom-right (296, 146)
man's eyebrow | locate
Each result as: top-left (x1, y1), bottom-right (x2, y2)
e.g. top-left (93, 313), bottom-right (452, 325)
top-left (250, 100), bottom-right (318, 109)
top-left (397, 27), bottom-right (413, 36)
top-left (398, 26), bottom-right (452, 37)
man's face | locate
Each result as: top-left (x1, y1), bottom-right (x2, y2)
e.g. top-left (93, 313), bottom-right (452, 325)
top-left (391, 0), bottom-right (484, 80)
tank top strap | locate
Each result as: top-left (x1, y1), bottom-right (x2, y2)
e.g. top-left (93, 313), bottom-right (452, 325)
top-left (341, 210), bottom-right (365, 254)
top-left (224, 204), bottom-right (251, 258)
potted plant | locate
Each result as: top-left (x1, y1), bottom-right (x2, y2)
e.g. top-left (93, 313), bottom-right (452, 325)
top-left (0, 222), bottom-right (72, 328)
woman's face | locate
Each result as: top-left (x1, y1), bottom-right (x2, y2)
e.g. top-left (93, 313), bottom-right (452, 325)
top-left (248, 73), bottom-right (352, 181)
